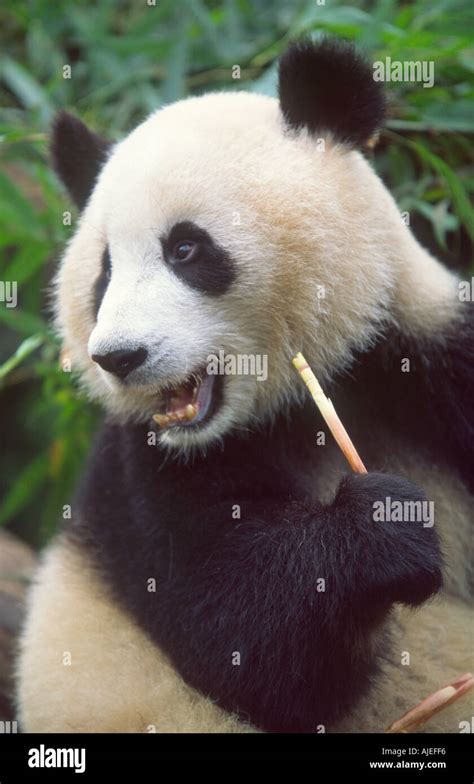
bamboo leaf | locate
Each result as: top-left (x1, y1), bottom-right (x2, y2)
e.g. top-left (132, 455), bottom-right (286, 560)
top-left (0, 334), bottom-right (44, 381)
top-left (407, 141), bottom-right (474, 241)
top-left (0, 57), bottom-right (54, 122)
top-left (0, 451), bottom-right (50, 526)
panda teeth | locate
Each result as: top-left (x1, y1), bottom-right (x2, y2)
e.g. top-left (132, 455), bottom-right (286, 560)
top-left (152, 373), bottom-right (204, 428)
top-left (153, 413), bottom-right (170, 426)
top-left (153, 403), bottom-right (199, 428)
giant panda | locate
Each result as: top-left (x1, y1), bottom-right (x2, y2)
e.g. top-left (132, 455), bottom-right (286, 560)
top-left (16, 38), bottom-right (473, 734)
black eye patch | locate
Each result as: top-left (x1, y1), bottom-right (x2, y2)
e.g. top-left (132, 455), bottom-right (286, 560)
top-left (161, 221), bottom-right (236, 296)
top-left (93, 246), bottom-right (111, 318)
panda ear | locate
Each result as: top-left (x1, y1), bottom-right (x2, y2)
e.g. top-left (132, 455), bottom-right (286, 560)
top-left (278, 37), bottom-right (385, 148)
top-left (51, 111), bottom-right (112, 210)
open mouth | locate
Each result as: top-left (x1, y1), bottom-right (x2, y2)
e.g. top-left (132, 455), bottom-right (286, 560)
top-left (152, 368), bottom-right (221, 430)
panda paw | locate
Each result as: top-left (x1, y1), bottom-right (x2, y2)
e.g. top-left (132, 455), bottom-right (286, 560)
top-left (331, 472), bottom-right (443, 609)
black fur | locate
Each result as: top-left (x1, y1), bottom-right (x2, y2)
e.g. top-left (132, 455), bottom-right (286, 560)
top-left (51, 111), bottom-right (112, 209)
top-left (341, 300), bottom-right (474, 492)
top-left (278, 38), bottom-right (386, 146)
top-left (69, 407), bottom-right (441, 733)
top-left (93, 247), bottom-right (111, 318)
top-left (161, 221), bottom-right (236, 296)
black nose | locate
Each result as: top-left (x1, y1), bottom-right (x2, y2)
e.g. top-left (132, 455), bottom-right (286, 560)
top-left (92, 347), bottom-right (148, 378)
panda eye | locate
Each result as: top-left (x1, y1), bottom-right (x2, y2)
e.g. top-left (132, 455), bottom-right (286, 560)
top-left (161, 221), bottom-right (236, 295)
top-left (172, 240), bottom-right (197, 263)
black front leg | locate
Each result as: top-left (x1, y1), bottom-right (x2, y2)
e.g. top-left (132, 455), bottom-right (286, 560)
top-left (145, 472), bottom-right (442, 733)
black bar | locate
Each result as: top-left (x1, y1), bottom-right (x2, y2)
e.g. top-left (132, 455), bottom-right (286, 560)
top-left (0, 733), bottom-right (472, 780)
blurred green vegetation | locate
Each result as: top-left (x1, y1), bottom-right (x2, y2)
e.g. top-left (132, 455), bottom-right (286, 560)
top-left (0, 0), bottom-right (473, 547)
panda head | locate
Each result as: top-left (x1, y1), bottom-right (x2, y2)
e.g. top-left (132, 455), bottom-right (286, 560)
top-left (54, 38), bottom-right (394, 453)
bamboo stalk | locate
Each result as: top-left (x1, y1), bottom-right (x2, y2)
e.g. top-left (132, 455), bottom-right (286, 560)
top-left (292, 352), bottom-right (367, 474)
top-left (385, 672), bottom-right (474, 733)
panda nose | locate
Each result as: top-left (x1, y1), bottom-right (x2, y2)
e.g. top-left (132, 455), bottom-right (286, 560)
top-left (91, 347), bottom-right (148, 378)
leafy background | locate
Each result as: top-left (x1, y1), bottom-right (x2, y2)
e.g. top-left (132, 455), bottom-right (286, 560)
top-left (0, 0), bottom-right (473, 548)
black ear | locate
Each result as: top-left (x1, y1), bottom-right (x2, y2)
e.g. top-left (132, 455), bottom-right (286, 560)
top-left (51, 111), bottom-right (112, 210)
top-left (278, 37), bottom-right (385, 147)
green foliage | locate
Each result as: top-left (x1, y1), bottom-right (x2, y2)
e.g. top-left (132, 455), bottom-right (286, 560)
top-left (0, 0), bottom-right (473, 547)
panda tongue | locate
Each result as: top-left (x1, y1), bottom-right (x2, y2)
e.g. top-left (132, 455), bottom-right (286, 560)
top-left (167, 380), bottom-right (197, 416)
top-left (168, 385), bottom-right (195, 411)
top-left (154, 373), bottom-right (214, 428)
top-left (167, 374), bottom-right (214, 418)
